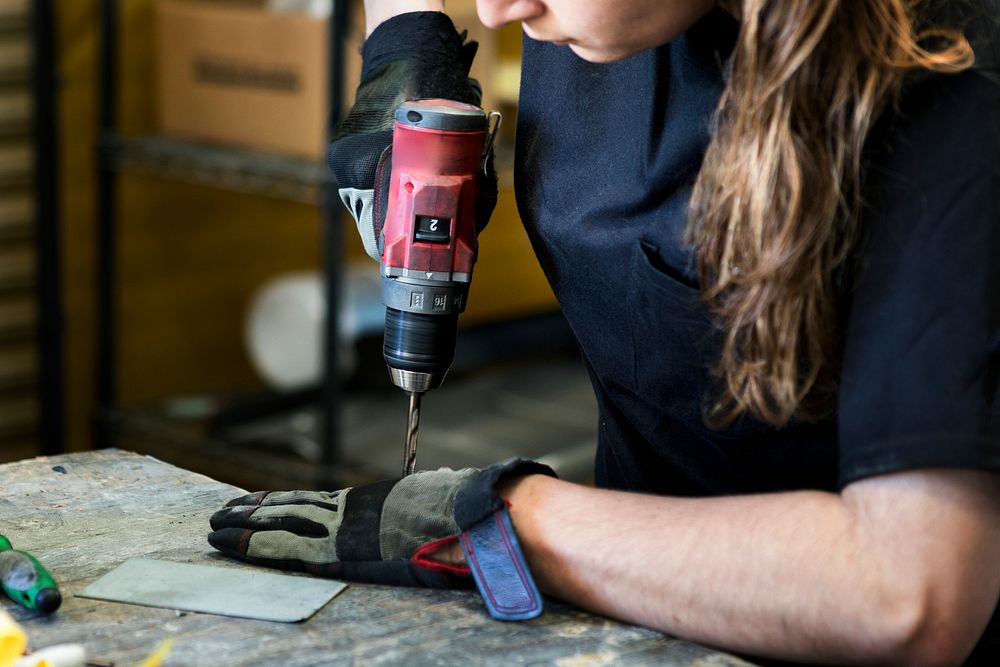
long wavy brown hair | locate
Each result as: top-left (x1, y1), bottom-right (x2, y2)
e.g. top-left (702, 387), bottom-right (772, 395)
top-left (688, 0), bottom-right (975, 427)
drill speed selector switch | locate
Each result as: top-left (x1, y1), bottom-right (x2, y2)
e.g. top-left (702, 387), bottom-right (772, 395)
top-left (414, 216), bottom-right (451, 244)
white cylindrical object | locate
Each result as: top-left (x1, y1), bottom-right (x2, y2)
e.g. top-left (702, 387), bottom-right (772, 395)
top-left (14, 644), bottom-right (87, 667)
top-left (245, 264), bottom-right (383, 390)
top-left (267, 0), bottom-right (331, 18)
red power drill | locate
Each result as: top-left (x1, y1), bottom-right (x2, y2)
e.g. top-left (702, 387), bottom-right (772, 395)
top-left (379, 99), bottom-right (499, 475)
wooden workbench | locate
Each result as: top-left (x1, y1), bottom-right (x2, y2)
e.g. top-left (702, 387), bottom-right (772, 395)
top-left (0, 450), bottom-right (756, 666)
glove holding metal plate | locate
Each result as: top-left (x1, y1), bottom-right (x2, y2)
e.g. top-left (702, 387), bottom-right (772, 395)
top-left (208, 458), bottom-right (555, 620)
top-left (327, 11), bottom-right (499, 261)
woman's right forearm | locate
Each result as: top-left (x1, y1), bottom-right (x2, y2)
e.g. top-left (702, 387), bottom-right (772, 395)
top-left (363, 0), bottom-right (446, 36)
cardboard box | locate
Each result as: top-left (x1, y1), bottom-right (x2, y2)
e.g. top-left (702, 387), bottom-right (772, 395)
top-left (156, 1), bottom-right (496, 160)
top-left (156, 0), bottom-right (360, 159)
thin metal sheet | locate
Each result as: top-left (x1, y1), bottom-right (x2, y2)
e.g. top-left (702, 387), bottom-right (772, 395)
top-left (79, 558), bottom-right (347, 622)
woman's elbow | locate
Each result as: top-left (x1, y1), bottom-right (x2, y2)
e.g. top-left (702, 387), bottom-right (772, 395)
top-left (870, 585), bottom-right (987, 667)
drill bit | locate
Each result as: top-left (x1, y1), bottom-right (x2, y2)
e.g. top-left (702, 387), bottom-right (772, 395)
top-left (403, 391), bottom-right (422, 476)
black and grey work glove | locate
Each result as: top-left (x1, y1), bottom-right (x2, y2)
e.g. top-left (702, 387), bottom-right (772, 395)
top-left (208, 458), bottom-right (554, 620)
top-left (326, 11), bottom-right (499, 261)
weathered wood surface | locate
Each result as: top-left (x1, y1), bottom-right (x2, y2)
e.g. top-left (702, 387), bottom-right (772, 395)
top-left (0, 450), bottom-right (757, 666)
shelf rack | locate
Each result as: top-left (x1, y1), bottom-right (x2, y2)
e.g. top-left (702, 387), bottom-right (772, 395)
top-left (99, 135), bottom-right (333, 204)
top-left (95, 0), bottom-right (352, 486)
top-left (0, 0), bottom-right (65, 458)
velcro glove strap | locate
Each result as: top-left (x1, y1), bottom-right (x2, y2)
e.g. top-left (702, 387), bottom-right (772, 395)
top-left (454, 457), bottom-right (555, 621)
top-left (460, 508), bottom-right (543, 621)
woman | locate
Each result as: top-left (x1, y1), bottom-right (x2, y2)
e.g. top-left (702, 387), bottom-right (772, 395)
top-left (210, 1), bottom-right (1000, 663)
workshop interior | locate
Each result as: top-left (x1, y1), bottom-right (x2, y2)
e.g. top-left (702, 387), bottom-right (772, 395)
top-left (5, 0), bottom-right (1000, 664)
top-left (0, 0), bottom-right (599, 490)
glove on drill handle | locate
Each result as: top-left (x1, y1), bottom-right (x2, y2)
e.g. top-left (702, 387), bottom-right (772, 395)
top-left (327, 12), bottom-right (498, 261)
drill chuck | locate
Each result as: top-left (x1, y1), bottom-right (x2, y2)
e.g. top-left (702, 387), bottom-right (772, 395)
top-left (383, 307), bottom-right (457, 392)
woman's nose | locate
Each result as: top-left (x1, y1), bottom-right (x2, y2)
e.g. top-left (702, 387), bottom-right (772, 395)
top-left (476, 0), bottom-right (545, 30)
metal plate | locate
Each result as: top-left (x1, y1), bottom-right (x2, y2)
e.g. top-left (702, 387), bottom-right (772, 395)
top-left (78, 558), bottom-right (347, 623)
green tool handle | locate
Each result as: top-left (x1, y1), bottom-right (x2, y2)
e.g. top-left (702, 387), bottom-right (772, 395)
top-left (0, 535), bottom-right (62, 614)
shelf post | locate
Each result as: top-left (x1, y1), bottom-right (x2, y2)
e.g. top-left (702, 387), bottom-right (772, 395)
top-left (95, 0), bottom-right (119, 448)
top-left (29, 0), bottom-right (65, 455)
top-left (319, 0), bottom-right (352, 487)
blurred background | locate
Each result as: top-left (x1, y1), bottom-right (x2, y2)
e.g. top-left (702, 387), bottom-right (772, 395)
top-left (1, 0), bottom-right (596, 489)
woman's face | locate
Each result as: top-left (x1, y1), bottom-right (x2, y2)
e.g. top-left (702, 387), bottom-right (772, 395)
top-left (475, 0), bottom-right (718, 63)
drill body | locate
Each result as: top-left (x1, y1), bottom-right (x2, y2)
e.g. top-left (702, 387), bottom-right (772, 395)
top-left (378, 99), bottom-right (491, 473)
top-left (380, 99), bottom-right (487, 394)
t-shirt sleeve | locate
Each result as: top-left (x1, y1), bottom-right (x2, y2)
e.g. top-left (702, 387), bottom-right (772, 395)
top-left (838, 68), bottom-right (1000, 487)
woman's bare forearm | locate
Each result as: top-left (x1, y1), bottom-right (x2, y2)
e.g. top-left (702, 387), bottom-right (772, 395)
top-left (501, 470), bottom-right (1000, 666)
top-left (363, 0), bottom-right (446, 35)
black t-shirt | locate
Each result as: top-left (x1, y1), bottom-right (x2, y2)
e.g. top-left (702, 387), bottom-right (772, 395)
top-left (514, 5), bottom-right (1000, 664)
top-left (516, 6), bottom-right (1000, 495)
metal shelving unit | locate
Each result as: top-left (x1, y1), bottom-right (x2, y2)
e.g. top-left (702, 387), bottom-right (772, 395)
top-left (95, 0), bottom-right (351, 485)
top-left (0, 0), bottom-right (63, 459)
top-left (100, 135), bottom-right (332, 203)
top-left (29, 0), bottom-right (63, 456)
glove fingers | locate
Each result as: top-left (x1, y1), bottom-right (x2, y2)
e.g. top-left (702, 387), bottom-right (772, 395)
top-left (222, 490), bottom-right (269, 508)
top-left (209, 526), bottom-right (335, 563)
top-left (373, 145), bottom-right (392, 256)
top-left (209, 505), bottom-right (331, 536)
top-left (223, 489), bottom-right (342, 510)
top-left (327, 130), bottom-right (393, 190)
top-left (460, 40), bottom-right (479, 76)
top-left (244, 529), bottom-right (335, 563)
top-left (207, 526), bottom-right (256, 558)
top-left (254, 489), bottom-right (344, 509)
top-left (335, 62), bottom-right (417, 138)
top-left (207, 528), bottom-right (344, 578)
top-left (328, 131), bottom-right (393, 262)
top-left (208, 527), bottom-right (454, 585)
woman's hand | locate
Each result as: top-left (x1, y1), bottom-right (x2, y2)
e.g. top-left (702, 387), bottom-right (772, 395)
top-left (208, 459), bottom-right (554, 593)
top-left (327, 11), bottom-right (495, 263)
top-left (208, 468), bottom-right (477, 586)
